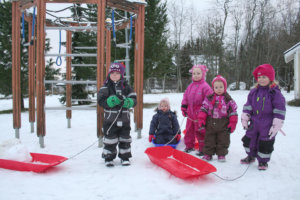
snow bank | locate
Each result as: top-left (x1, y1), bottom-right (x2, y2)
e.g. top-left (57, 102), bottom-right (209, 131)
top-left (0, 138), bottom-right (32, 162)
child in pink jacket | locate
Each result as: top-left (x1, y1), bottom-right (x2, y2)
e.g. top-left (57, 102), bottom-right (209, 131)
top-left (181, 65), bottom-right (213, 154)
top-left (198, 75), bottom-right (238, 162)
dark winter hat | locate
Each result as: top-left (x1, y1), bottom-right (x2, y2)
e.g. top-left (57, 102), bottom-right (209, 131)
top-left (253, 64), bottom-right (275, 82)
top-left (108, 62), bottom-right (125, 76)
top-left (212, 75), bottom-right (227, 93)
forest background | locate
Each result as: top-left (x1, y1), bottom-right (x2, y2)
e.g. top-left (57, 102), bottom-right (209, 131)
top-left (0, 0), bottom-right (299, 106)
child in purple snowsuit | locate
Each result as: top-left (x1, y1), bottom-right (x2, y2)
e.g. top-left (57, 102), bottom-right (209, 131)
top-left (240, 64), bottom-right (286, 170)
top-left (181, 65), bottom-right (213, 154)
top-left (198, 75), bottom-right (238, 162)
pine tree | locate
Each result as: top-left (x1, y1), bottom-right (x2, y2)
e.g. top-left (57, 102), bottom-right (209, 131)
top-left (0, 1), bottom-right (59, 105)
top-left (144, 0), bottom-right (173, 80)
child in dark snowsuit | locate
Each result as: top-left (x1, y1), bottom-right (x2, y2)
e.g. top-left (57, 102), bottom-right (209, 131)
top-left (97, 62), bottom-right (137, 167)
top-left (198, 75), bottom-right (238, 162)
top-left (149, 98), bottom-right (181, 145)
top-left (240, 64), bottom-right (286, 170)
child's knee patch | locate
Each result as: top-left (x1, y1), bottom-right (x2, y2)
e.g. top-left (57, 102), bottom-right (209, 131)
top-left (258, 140), bottom-right (275, 154)
top-left (241, 135), bottom-right (251, 148)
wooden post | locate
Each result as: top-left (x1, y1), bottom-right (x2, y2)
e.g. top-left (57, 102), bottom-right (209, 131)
top-left (134, 5), bottom-right (145, 138)
top-left (133, 9), bottom-right (139, 132)
top-left (105, 29), bottom-right (111, 75)
top-left (36, 0), bottom-right (46, 147)
top-left (28, 16), bottom-right (36, 133)
top-left (66, 31), bottom-right (72, 127)
top-left (12, 1), bottom-right (21, 138)
top-left (97, 0), bottom-right (106, 147)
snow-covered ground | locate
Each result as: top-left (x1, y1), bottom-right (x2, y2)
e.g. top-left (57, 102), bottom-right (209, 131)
top-left (0, 90), bottom-right (300, 200)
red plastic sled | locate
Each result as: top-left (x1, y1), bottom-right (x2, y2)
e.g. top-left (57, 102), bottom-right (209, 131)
top-left (145, 146), bottom-right (216, 179)
top-left (0, 153), bottom-right (68, 173)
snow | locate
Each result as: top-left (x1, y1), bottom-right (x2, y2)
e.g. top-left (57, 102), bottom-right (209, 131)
top-left (0, 90), bottom-right (300, 200)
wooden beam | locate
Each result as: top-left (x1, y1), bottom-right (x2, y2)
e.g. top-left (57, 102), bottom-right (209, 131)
top-left (66, 31), bottom-right (72, 120)
top-left (107, 0), bottom-right (139, 14)
top-left (12, 1), bottom-right (22, 131)
top-left (36, 0), bottom-right (46, 138)
top-left (28, 16), bottom-right (36, 125)
top-left (19, 0), bottom-right (37, 10)
top-left (97, 0), bottom-right (106, 139)
top-left (46, 0), bottom-right (97, 3)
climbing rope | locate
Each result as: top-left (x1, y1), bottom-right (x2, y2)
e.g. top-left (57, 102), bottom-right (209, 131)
top-left (56, 30), bottom-right (62, 66)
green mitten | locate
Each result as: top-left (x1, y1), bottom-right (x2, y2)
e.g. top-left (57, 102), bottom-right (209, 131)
top-left (107, 95), bottom-right (121, 107)
top-left (123, 98), bottom-right (134, 109)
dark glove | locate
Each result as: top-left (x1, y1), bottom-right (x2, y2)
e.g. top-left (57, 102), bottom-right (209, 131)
top-left (149, 135), bottom-right (155, 143)
top-left (123, 98), bottom-right (134, 109)
top-left (107, 95), bottom-right (121, 108)
top-left (181, 105), bottom-right (188, 117)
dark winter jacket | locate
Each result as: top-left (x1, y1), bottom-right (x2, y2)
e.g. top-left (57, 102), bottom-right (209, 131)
top-left (149, 109), bottom-right (180, 136)
top-left (243, 85), bottom-right (286, 122)
top-left (97, 78), bottom-right (137, 124)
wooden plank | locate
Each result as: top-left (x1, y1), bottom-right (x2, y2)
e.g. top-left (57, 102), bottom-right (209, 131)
top-left (28, 17), bottom-right (36, 124)
top-left (66, 31), bottom-right (72, 119)
top-left (46, 0), bottom-right (97, 3)
top-left (36, 0), bottom-right (46, 137)
top-left (97, 0), bottom-right (106, 138)
top-left (12, 1), bottom-right (22, 130)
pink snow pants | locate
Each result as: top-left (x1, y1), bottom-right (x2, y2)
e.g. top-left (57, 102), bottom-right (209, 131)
top-left (184, 118), bottom-right (205, 151)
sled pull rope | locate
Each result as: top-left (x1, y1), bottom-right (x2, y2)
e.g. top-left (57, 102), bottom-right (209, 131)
top-left (163, 116), bottom-right (186, 145)
top-left (68, 105), bottom-right (124, 160)
top-left (212, 162), bottom-right (251, 181)
top-left (56, 30), bottom-right (62, 66)
top-left (68, 140), bottom-right (98, 160)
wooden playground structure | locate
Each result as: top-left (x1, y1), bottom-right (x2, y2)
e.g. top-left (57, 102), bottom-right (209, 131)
top-left (11, 0), bottom-right (146, 147)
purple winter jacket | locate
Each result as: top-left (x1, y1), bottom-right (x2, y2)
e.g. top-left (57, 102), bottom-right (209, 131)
top-left (182, 79), bottom-right (213, 119)
top-left (243, 85), bottom-right (286, 122)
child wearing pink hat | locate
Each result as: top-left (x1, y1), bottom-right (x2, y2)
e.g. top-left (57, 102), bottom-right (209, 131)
top-left (198, 75), bottom-right (238, 162)
top-left (181, 64), bottom-right (213, 154)
top-left (240, 64), bottom-right (286, 170)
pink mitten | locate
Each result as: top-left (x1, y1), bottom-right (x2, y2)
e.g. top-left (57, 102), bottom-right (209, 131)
top-left (268, 118), bottom-right (284, 139)
top-left (198, 112), bottom-right (207, 128)
top-left (227, 115), bottom-right (238, 133)
top-left (148, 135), bottom-right (155, 142)
top-left (241, 112), bottom-right (250, 130)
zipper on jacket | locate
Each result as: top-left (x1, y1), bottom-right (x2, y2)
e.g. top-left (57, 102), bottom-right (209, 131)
top-left (262, 97), bottom-right (265, 111)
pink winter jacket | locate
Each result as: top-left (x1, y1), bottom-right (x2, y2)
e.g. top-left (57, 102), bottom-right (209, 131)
top-left (201, 93), bottom-right (238, 119)
top-left (181, 79), bottom-right (213, 119)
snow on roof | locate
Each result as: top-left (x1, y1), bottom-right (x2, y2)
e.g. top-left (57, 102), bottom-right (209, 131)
top-left (284, 42), bottom-right (300, 63)
top-left (125, 0), bottom-right (147, 5)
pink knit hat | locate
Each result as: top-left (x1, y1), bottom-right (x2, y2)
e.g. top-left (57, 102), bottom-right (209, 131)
top-left (253, 64), bottom-right (275, 82)
top-left (212, 75), bottom-right (227, 93)
top-left (158, 98), bottom-right (170, 110)
top-left (189, 64), bottom-right (208, 80)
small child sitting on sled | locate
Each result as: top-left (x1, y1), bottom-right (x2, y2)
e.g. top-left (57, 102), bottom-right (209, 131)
top-left (148, 98), bottom-right (181, 145)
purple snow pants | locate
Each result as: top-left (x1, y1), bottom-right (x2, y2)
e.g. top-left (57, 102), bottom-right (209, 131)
top-left (242, 118), bottom-right (275, 163)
